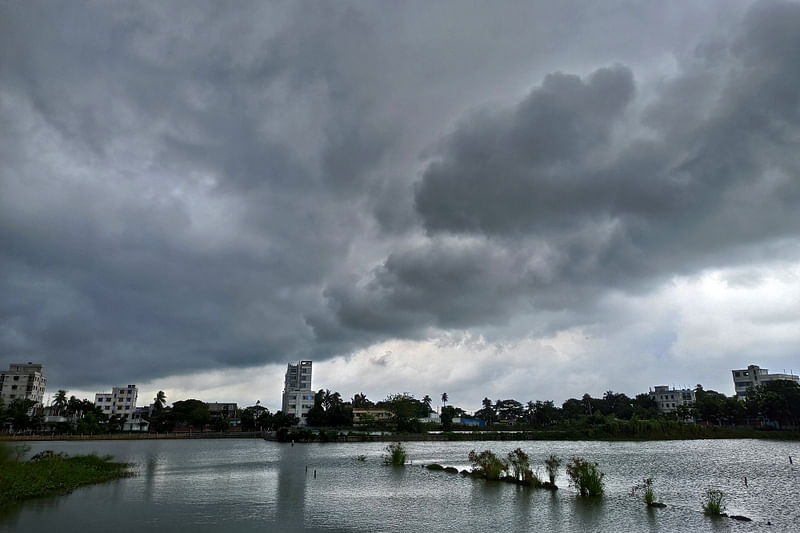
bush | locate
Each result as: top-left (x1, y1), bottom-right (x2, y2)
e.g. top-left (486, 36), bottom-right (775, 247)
top-left (468, 449), bottom-right (507, 480)
top-left (384, 442), bottom-right (406, 466)
top-left (506, 448), bottom-right (531, 482)
top-left (632, 477), bottom-right (656, 505)
top-left (544, 454), bottom-right (562, 485)
top-left (703, 489), bottom-right (726, 516)
top-left (566, 457), bottom-right (604, 497)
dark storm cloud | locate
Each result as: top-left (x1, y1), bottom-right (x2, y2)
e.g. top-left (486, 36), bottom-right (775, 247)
top-left (321, 1), bottom-right (800, 336)
top-left (0, 0), bottom-right (796, 394)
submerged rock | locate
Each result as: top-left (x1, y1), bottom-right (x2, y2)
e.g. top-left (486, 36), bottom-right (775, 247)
top-left (728, 515), bottom-right (752, 522)
top-left (647, 502), bottom-right (667, 508)
top-left (444, 466), bottom-right (459, 474)
top-left (425, 463), bottom-right (444, 471)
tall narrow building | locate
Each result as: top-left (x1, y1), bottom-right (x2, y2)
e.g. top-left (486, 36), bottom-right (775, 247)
top-left (0, 362), bottom-right (47, 406)
top-left (281, 360), bottom-right (314, 425)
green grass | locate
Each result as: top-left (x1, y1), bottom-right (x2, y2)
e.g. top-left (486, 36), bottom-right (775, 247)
top-left (566, 457), bottom-right (605, 497)
top-left (383, 442), bottom-right (407, 466)
top-left (0, 452), bottom-right (133, 508)
top-left (703, 489), bottom-right (726, 516)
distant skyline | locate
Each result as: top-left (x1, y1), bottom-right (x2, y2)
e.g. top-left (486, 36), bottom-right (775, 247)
top-left (2, 1), bottom-right (800, 414)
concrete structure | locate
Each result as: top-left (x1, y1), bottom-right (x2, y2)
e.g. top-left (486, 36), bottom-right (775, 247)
top-left (281, 361), bottom-right (314, 425)
top-left (95, 385), bottom-right (139, 421)
top-left (207, 402), bottom-right (238, 419)
top-left (453, 416), bottom-right (486, 427)
top-left (353, 408), bottom-right (394, 427)
top-left (648, 386), bottom-right (695, 413)
top-left (732, 365), bottom-right (799, 398)
top-left (0, 362), bottom-right (47, 406)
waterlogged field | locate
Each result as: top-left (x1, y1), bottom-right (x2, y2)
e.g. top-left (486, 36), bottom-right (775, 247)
top-left (1, 438), bottom-right (798, 532)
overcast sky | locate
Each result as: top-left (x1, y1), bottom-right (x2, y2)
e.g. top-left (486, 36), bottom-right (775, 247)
top-left (2, 0), bottom-right (800, 412)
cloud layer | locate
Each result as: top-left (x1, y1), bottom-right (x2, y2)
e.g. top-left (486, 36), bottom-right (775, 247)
top-left (1, 1), bottom-right (798, 406)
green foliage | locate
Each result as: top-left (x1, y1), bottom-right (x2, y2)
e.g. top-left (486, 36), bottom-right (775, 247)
top-left (307, 389), bottom-right (353, 427)
top-left (632, 477), bottom-right (656, 505)
top-left (506, 448), bottom-right (533, 483)
top-left (379, 393), bottom-right (428, 431)
top-left (703, 489), bottom-right (726, 516)
top-left (544, 454), bottom-right (562, 484)
top-left (171, 399), bottom-right (211, 430)
top-left (468, 449), bottom-right (507, 480)
top-left (566, 457), bottom-right (604, 497)
top-left (0, 452), bottom-right (132, 508)
top-left (384, 442), bottom-right (407, 466)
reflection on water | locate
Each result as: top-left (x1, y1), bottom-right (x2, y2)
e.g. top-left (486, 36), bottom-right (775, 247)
top-left (1, 438), bottom-right (797, 532)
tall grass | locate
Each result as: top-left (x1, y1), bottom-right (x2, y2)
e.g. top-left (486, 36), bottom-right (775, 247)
top-left (468, 449), bottom-right (507, 480)
top-left (383, 442), bottom-right (407, 466)
top-left (703, 489), bottom-right (726, 516)
top-left (544, 454), bottom-right (562, 485)
top-left (566, 457), bottom-right (604, 497)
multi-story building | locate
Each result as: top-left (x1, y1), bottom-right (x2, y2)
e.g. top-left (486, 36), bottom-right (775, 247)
top-left (95, 385), bottom-right (139, 420)
top-left (207, 402), bottom-right (238, 419)
top-left (648, 385), bottom-right (695, 413)
top-left (0, 362), bottom-right (47, 406)
top-left (281, 361), bottom-right (314, 425)
top-left (732, 365), bottom-right (799, 399)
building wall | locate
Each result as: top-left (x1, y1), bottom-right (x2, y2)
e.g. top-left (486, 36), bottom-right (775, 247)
top-left (732, 365), bottom-right (800, 398)
top-left (0, 362), bottom-right (47, 406)
top-left (281, 361), bottom-right (313, 425)
top-left (94, 385), bottom-right (139, 420)
top-left (648, 385), bottom-right (695, 413)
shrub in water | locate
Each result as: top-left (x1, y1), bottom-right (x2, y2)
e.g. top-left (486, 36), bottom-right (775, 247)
top-left (566, 457), bottom-right (604, 497)
top-left (632, 477), bottom-right (657, 505)
top-left (544, 454), bottom-right (562, 485)
top-left (506, 448), bottom-right (532, 483)
top-left (703, 489), bottom-right (726, 516)
top-left (468, 449), bottom-right (507, 481)
top-left (384, 442), bottom-right (407, 466)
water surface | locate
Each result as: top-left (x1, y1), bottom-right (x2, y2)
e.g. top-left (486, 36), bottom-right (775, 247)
top-left (1, 438), bottom-right (797, 532)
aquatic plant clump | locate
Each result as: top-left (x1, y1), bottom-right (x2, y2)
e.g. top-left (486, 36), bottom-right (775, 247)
top-left (632, 477), bottom-right (661, 506)
top-left (383, 442), bottom-right (407, 466)
top-left (468, 449), bottom-right (507, 480)
top-left (544, 454), bottom-right (562, 485)
top-left (566, 457), bottom-right (604, 497)
top-left (703, 489), bottom-right (726, 516)
top-left (0, 449), bottom-right (133, 508)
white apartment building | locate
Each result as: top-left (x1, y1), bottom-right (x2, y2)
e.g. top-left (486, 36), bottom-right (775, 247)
top-left (0, 362), bottom-right (47, 406)
top-left (648, 385), bottom-right (695, 413)
top-left (281, 361), bottom-right (314, 425)
top-left (95, 385), bottom-right (139, 420)
top-left (732, 365), bottom-right (799, 399)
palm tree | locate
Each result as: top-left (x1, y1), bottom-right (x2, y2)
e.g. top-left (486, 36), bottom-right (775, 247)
top-left (422, 395), bottom-right (432, 413)
top-left (52, 390), bottom-right (68, 416)
top-left (441, 393), bottom-right (448, 411)
top-left (154, 391), bottom-right (167, 411)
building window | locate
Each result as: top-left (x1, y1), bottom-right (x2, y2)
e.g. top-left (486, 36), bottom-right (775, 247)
top-left (125, 406), bottom-right (130, 410)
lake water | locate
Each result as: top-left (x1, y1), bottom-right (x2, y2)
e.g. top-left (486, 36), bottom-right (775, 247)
top-left (1, 438), bottom-right (798, 532)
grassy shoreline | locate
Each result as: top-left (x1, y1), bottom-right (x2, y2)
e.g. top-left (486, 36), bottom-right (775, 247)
top-left (0, 451), bottom-right (133, 510)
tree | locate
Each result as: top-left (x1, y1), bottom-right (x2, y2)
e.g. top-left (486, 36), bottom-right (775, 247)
top-left (171, 399), bottom-right (211, 431)
top-left (381, 393), bottom-right (425, 432)
top-left (441, 392), bottom-right (448, 409)
top-left (475, 397), bottom-right (497, 426)
top-left (52, 390), bottom-right (68, 416)
top-left (352, 392), bottom-right (374, 409)
top-left (495, 399), bottom-right (524, 423)
top-left (108, 414), bottom-right (126, 433)
top-left (154, 391), bottom-right (167, 411)
top-left (422, 395), bottom-right (432, 413)
top-left (8, 399), bottom-right (36, 432)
